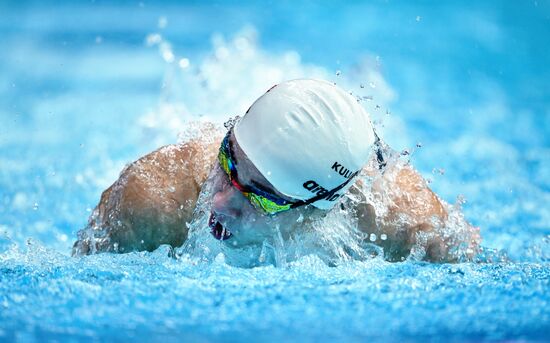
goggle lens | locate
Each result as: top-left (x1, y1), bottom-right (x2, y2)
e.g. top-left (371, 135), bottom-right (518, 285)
top-left (218, 135), bottom-right (291, 215)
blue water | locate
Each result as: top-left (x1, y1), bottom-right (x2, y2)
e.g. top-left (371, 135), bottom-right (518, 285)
top-left (1, 1), bottom-right (549, 342)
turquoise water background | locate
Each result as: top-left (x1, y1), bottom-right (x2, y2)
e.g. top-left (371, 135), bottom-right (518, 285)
top-left (0, 1), bottom-right (549, 342)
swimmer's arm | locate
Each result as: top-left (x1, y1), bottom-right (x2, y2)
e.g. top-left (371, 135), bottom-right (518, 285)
top-left (353, 161), bottom-right (481, 262)
top-left (72, 138), bottom-right (220, 256)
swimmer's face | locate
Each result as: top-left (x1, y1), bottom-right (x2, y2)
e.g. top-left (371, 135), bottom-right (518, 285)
top-left (209, 165), bottom-right (311, 247)
top-left (209, 135), bottom-right (319, 247)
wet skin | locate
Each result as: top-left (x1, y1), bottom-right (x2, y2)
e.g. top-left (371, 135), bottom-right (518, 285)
top-left (73, 126), bottom-right (481, 262)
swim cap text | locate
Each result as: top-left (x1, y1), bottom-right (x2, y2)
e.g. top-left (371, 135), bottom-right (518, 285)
top-left (332, 162), bottom-right (359, 179)
top-left (303, 180), bottom-right (340, 201)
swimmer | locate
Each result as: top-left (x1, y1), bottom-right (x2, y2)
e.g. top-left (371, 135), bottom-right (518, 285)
top-left (73, 79), bottom-right (481, 262)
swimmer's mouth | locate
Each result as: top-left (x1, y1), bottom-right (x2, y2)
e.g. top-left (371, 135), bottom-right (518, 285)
top-left (209, 213), bottom-right (233, 241)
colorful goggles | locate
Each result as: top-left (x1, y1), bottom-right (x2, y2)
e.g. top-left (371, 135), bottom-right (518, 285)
top-left (218, 131), bottom-right (293, 215)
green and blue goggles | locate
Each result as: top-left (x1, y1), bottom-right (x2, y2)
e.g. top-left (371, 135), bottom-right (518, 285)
top-left (218, 131), bottom-right (293, 214)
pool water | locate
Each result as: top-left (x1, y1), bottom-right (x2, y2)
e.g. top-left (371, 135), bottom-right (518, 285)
top-left (1, 1), bottom-right (549, 341)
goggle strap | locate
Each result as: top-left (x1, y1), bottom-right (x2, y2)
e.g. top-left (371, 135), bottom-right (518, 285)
top-left (290, 172), bottom-right (357, 209)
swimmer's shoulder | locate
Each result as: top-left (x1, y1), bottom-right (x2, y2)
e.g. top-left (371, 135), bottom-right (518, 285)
top-left (171, 136), bottom-right (222, 186)
top-left (126, 135), bottom-right (221, 186)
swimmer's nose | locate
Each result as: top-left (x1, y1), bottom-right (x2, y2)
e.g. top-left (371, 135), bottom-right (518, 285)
top-left (212, 187), bottom-right (242, 219)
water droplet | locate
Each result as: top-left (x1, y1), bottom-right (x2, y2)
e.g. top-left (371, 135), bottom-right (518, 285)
top-left (369, 233), bottom-right (377, 242)
top-left (416, 15), bottom-right (422, 22)
top-left (380, 234), bottom-right (387, 241)
top-left (360, 83), bottom-right (365, 89)
top-left (224, 116), bottom-right (241, 130)
top-left (32, 202), bottom-right (39, 210)
top-left (431, 168), bottom-right (445, 175)
top-left (401, 149), bottom-right (410, 156)
top-left (162, 50), bottom-right (175, 63)
top-left (158, 16), bottom-right (168, 29)
top-left (145, 33), bottom-right (162, 46)
top-left (335, 70), bottom-right (341, 76)
top-left (369, 82), bottom-right (376, 88)
top-left (416, 142), bottom-right (422, 148)
top-left (178, 58), bottom-right (190, 69)
top-left (168, 186), bottom-right (176, 193)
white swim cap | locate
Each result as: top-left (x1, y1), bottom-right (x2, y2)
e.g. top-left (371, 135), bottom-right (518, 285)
top-left (234, 79), bottom-right (376, 210)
